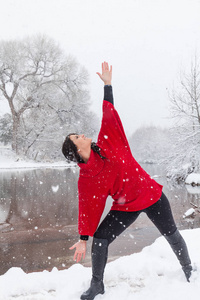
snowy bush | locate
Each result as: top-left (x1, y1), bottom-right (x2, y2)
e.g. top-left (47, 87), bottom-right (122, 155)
top-left (166, 56), bottom-right (200, 183)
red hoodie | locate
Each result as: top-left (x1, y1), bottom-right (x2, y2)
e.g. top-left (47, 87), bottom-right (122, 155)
top-left (78, 100), bottom-right (163, 236)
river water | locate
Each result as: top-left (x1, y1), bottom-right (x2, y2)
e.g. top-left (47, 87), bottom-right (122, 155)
top-left (0, 164), bottom-right (200, 275)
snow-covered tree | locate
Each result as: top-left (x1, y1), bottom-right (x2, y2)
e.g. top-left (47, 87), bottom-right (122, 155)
top-left (0, 35), bottom-right (98, 159)
top-left (0, 113), bottom-right (12, 145)
top-left (21, 86), bottom-right (98, 161)
top-left (167, 55), bottom-right (200, 182)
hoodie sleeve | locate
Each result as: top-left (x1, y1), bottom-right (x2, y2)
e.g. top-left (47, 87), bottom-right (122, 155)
top-left (97, 99), bottom-right (132, 154)
top-left (104, 85), bottom-right (114, 105)
top-left (78, 176), bottom-right (109, 237)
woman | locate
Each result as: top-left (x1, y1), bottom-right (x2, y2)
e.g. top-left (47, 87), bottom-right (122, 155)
top-left (62, 62), bottom-right (192, 300)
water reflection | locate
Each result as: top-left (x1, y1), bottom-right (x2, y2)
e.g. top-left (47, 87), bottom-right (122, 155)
top-left (0, 167), bottom-right (80, 274)
top-left (0, 164), bottom-right (199, 275)
top-left (0, 168), bottom-right (79, 228)
top-left (142, 163), bottom-right (200, 230)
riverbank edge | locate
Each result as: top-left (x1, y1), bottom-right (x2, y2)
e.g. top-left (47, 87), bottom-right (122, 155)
top-left (0, 161), bottom-right (76, 171)
top-left (0, 154), bottom-right (76, 171)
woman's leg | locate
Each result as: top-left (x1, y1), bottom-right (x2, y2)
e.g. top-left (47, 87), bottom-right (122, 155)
top-left (144, 192), bottom-right (192, 281)
top-left (144, 192), bottom-right (177, 236)
top-left (94, 210), bottom-right (141, 244)
top-left (80, 237), bottom-right (108, 300)
top-left (81, 210), bottom-right (141, 300)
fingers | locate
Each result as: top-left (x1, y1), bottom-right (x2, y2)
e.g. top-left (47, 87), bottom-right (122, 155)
top-left (97, 62), bottom-right (112, 78)
top-left (73, 251), bottom-right (77, 261)
top-left (96, 72), bottom-right (102, 79)
top-left (76, 252), bottom-right (82, 263)
top-left (102, 61), bottom-right (109, 72)
top-left (105, 62), bottom-right (112, 72)
top-left (105, 61), bottom-right (109, 71)
top-left (102, 62), bottom-right (105, 73)
top-left (73, 250), bottom-right (78, 262)
top-left (73, 249), bottom-right (84, 262)
top-left (69, 243), bottom-right (76, 250)
top-left (70, 241), bottom-right (86, 263)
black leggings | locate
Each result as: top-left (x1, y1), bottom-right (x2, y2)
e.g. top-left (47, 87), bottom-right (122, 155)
top-left (94, 192), bottom-right (177, 245)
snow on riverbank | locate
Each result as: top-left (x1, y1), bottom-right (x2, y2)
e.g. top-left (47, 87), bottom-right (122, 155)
top-left (185, 173), bottom-right (200, 194)
top-left (0, 148), bottom-right (74, 170)
top-left (185, 173), bottom-right (200, 186)
top-left (0, 229), bottom-right (199, 300)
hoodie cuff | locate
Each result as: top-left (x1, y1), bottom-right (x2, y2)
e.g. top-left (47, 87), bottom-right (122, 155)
top-left (80, 235), bottom-right (89, 241)
top-left (104, 85), bottom-right (114, 105)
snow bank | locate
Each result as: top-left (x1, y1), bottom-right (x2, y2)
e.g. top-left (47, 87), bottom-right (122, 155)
top-left (185, 184), bottom-right (200, 194)
top-left (183, 208), bottom-right (196, 218)
top-left (0, 229), bottom-right (199, 300)
top-left (0, 149), bottom-right (75, 170)
top-left (0, 159), bottom-right (74, 170)
top-left (185, 173), bottom-right (200, 186)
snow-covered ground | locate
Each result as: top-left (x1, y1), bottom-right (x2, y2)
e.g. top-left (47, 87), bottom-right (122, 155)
top-left (0, 229), bottom-right (199, 300)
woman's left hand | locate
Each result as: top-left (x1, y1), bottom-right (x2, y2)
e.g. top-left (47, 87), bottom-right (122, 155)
top-left (96, 61), bottom-right (112, 85)
top-left (69, 240), bottom-right (87, 263)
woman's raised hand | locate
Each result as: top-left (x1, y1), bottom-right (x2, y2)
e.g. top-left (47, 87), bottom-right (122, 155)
top-left (96, 61), bottom-right (112, 85)
top-left (69, 240), bottom-right (87, 263)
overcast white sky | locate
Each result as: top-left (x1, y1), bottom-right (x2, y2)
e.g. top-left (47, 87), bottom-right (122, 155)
top-left (0, 0), bottom-right (200, 135)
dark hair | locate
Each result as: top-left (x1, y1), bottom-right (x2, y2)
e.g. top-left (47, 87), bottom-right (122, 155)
top-left (62, 133), bottom-right (106, 163)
